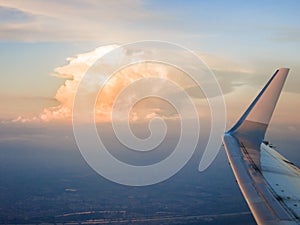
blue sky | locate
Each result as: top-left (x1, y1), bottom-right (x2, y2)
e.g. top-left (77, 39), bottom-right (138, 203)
top-left (1, 1), bottom-right (299, 81)
top-left (0, 0), bottom-right (299, 128)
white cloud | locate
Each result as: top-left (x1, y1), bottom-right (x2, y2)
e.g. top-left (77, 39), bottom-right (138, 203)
top-left (40, 45), bottom-right (118, 122)
top-left (0, 0), bottom-right (170, 42)
top-left (5, 45), bottom-right (260, 124)
top-left (199, 53), bottom-right (254, 74)
top-left (11, 44), bottom-right (214, 123)
top-left (36, 45), bottom-right (183, 123)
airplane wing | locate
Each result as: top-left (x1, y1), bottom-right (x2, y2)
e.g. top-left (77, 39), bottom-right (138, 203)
top-left (223, 68), bottom-right (300, 225)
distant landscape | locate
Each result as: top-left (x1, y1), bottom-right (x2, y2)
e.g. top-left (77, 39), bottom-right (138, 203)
top-left (0, 124), bottom-right (255, 225)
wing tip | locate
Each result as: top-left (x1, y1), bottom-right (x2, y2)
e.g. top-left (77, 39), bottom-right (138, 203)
top-left (227, 67), bottom-right (289, 136)
top-left (277, 67), bottom-right (290, 74)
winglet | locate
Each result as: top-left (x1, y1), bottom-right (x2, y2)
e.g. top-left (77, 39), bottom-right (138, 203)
top-left (227, 68), bottom-right (289, 141)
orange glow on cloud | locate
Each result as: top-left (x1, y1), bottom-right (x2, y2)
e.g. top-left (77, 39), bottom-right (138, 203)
top-left (35, 45), bottom-right (182, 123)
top-left (10, 45), bottom-right (258, 125)
top-left (40, 45), bottom-right (118, 122)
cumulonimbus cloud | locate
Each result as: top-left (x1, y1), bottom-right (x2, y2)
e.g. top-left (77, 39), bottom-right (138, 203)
top-left (10, 44), bottom-right (254, 124)
top-left (40, 45), bottom-right (118, 122)
top-left (32, 45), bottom-right (188, 123)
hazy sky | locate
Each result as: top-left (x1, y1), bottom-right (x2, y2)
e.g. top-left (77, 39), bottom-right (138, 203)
top-left (0, 0), bottom-right (299, 139)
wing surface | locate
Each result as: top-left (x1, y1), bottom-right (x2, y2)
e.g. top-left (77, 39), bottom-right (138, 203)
top-left (223, 68), bottom-right (300, 225)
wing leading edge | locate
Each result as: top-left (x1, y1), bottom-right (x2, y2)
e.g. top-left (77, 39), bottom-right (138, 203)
top-left (223, 68), bottom-right (300, 225)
